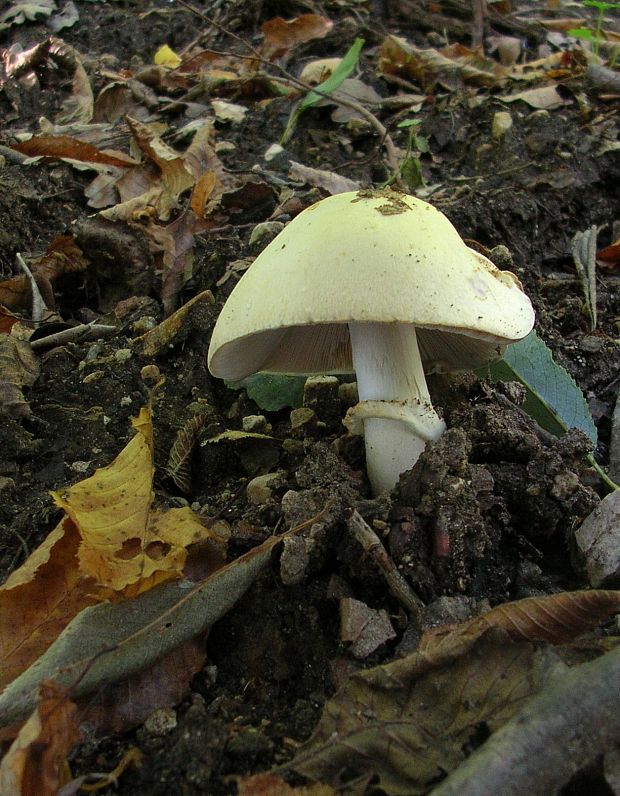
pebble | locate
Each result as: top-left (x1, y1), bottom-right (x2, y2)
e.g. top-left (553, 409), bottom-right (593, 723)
top-left (144, 707), bottom-right (177, 736)
top-left (246, 471), bottom-right (285, 504)
top-left (573, 490), bottom-right (620, 587)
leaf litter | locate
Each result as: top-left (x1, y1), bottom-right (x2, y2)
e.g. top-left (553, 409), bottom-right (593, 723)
top-left (0, 0), bottom-right (620, 792)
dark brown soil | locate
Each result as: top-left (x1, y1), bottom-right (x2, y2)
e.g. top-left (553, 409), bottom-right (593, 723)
top-left (1, 1), bottom-right (619, 793)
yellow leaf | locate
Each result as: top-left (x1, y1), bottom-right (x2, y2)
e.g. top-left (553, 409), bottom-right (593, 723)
top-left (52, 405), bottom-right (222, 591)
top-left (153, 44), bottom-right (182, 68)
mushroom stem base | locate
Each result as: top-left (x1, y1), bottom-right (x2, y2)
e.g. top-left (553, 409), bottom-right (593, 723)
top-left (348, 322), bottom-right (446, 495)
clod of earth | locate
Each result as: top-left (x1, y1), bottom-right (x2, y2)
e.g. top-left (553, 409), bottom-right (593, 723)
top-left (208, 188), bottom-right (535, 494)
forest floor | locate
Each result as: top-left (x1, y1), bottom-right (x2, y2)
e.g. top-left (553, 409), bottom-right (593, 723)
top-left (1, 0), bottom-right (620, 794)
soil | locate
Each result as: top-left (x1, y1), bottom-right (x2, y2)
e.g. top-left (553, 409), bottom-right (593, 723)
top-left (1, 0), bottom-right (619, 793)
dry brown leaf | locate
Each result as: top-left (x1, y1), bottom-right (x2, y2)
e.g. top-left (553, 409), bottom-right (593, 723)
top-left (378, 35), bottom-right (508, 90)
top-left (12, 135), bottom-right (137, 167)
top-left (288, 591), bottom-right (620, 793)
top-left (260, 14), bottom-right (333, 62)
top-left (0, 519), bottom-right (111, 695)
top-left (288, 161), bottom-right (361, 195)
top-left (52, 405), bottom-right (223, 591)
top-left (597, 237), bottom-right (620, 270)
top-left (134, 289), bottom-right (215, 357)
top-left (0, 680), bottom-right (79, 796)
top-left (79, 637), bottom-right (206, 734)
top-left (0, 306), bottom-right (23, 334)
top-left (238, 773), bottom-right (337, 795)
top-left (420, 590), bottom-right (620, 654)
top-left (501, 85), bottom-right (570, 109)
top-left (0, 334), bottom-right (39, 418)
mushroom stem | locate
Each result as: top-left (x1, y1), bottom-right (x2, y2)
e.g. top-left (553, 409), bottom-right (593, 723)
top-left (348, 322), bottom-right (446, 495)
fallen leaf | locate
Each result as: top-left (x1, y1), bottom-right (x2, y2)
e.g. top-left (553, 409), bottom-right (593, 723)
top-left (421, 590), bottom-right (620, 653)
top-left (289, 161), bottom-right (361, 194)
top-left (153, 43), bottom-right (181, 68)
top-left (0, 519), bottom-right (110, 697)
top-left (211, 99), bottom-right (248, 123)
top-left (288, 590), bottom-right (620, 794)
top-left (597, 237), bottom-right (620, 270)
top-left (52, 405), bottom-right (223, 591)
top-left (0, 0), bottom-right (55, 31)
top-left (134, 289), bottom-right (216, 357)
top-left (0, 680), bottom-right (79, 796)
top-left (501, 85), bottom-right (570, 109)
top-left (0, 515), bottom-right (320, 728)
top-left (12, 135), bottom-right (137, 168)
top-left (260, 14), bottom-right (333, 62)
top-left (80, 637), bottom-right (206, 734)
top-left (238, 773), bottom-right (337, 795)
top-left (0, 334), bottom-right (39, 418)
top-left (378, 35), bottom-right (508, 90)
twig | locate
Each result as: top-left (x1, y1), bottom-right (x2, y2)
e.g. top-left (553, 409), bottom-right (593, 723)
top-left (16, 253), bottom-right (48, 327)
top-left (347, 509), bottom-right (424, 621)
top-left (29, 321), bottom-right (117, 350)
top-left (430, 642), bottom-right (620, 796)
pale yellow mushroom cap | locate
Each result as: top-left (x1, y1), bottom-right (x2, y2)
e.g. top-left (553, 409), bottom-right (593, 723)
top-left (208, 189), bottom-right (535, 381)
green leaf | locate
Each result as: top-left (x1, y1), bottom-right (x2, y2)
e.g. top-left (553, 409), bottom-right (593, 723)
top-left (226, 373), bottom-right (306, 411)
top-left (281, 38), bottom-right (364, 144)
top-left (480, 331), bottom-right (597, 444)
top-left (568, 27), bottom-right (598, 41)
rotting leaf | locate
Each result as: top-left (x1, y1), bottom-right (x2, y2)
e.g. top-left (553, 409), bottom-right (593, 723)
top-left (0, 680), bottom-right (79, 796)
top-left (0, 510), bottom-right (327, 728)
top-left (287, 590), bottom-right (620, 794)
top-left (79, 637), bottom-right (206, 734)
top-left (481, 330), bottom-right (598, 444)
top-left (0, 334), bottom-right (40, 418)
top-left (288, 632), bottom-right (563, 794)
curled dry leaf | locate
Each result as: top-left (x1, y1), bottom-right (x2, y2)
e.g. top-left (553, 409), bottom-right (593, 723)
top-left (134, 288), bottom-right (216, 357)
top-left (0, 334), bottom-right (39, 418)
top-left (378, 35), bottom-right (509, 90)
top-left (421, 589), bottom-right (620, 654)
top-left (0, 680), bottom-right (79, 796)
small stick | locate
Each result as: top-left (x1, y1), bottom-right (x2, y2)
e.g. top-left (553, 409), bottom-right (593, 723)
top-left (29, 322), bottom-right (117, 350)
top-left (347, 509), bottom-right (425, 620)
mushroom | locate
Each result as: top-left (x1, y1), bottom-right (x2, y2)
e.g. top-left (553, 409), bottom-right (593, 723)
top-left (208, 189), bottom-right (535, 495)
